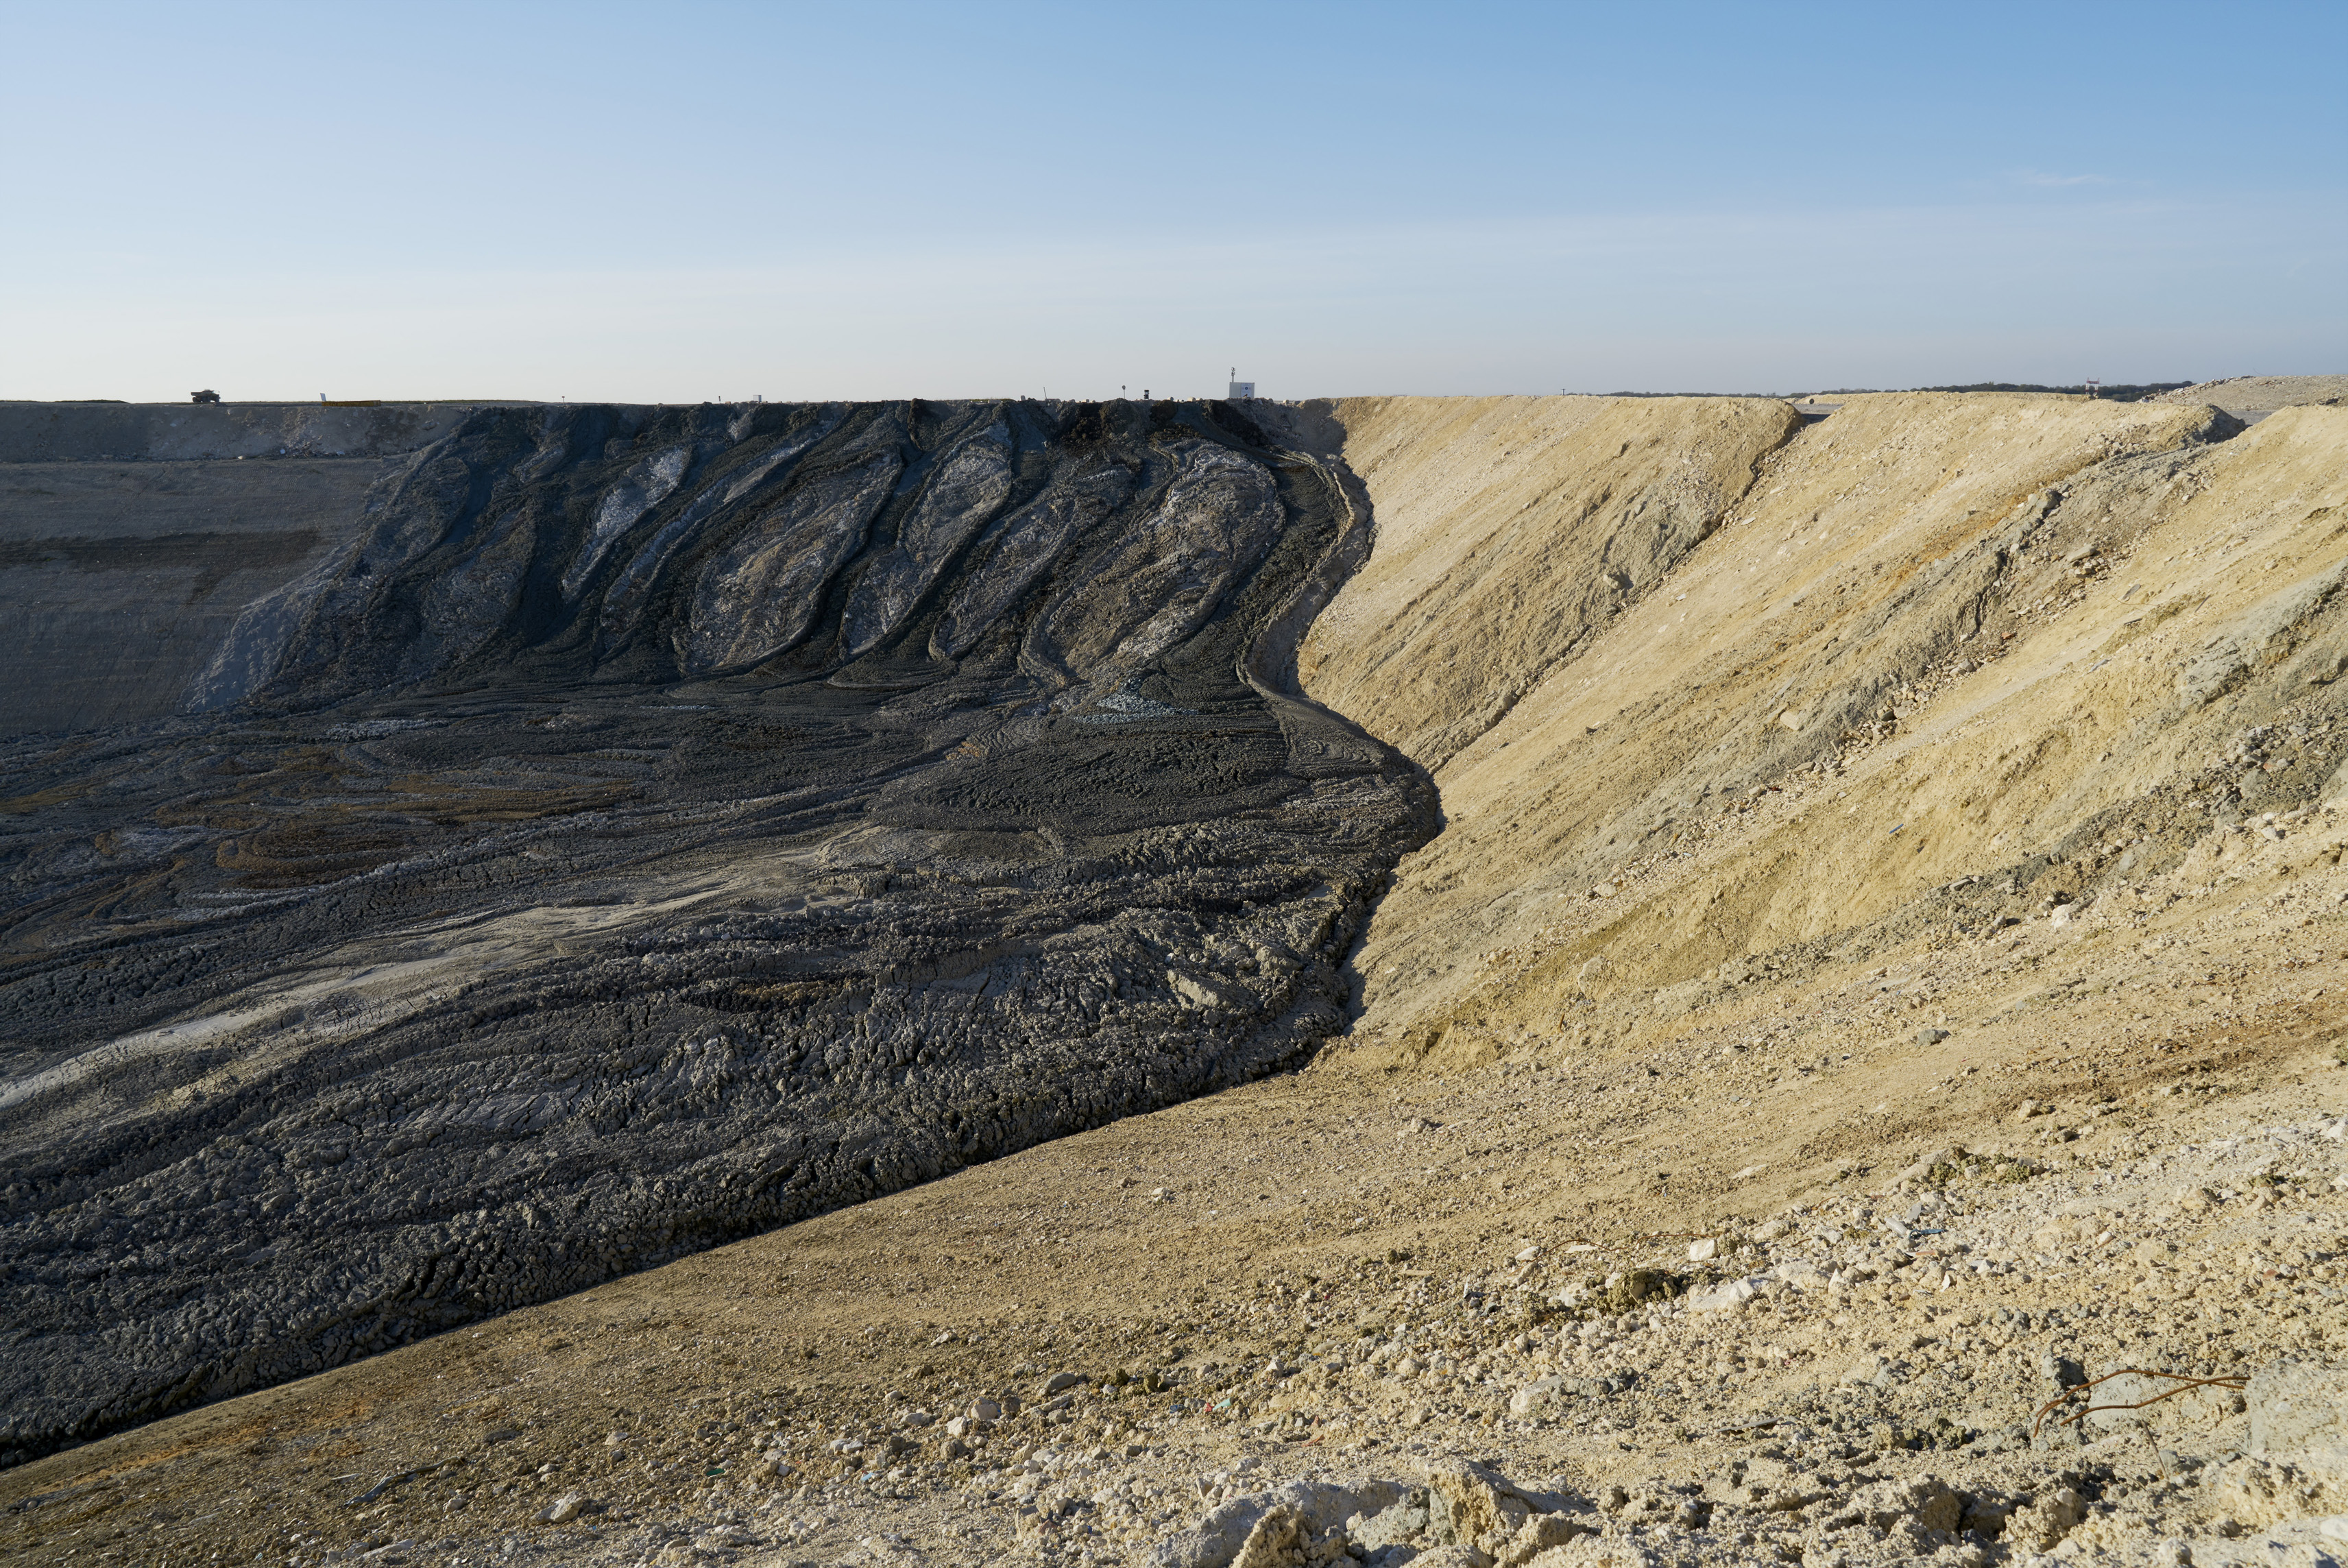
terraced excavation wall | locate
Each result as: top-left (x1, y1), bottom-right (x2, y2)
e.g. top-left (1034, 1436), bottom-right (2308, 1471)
top-left (0, 402), bottom-right (505, 734)
top-left (0, 461), bottom-right (378, 732)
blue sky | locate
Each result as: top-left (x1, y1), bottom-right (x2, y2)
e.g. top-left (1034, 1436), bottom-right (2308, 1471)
top-left (5, 1), bottom-right (2343, 400)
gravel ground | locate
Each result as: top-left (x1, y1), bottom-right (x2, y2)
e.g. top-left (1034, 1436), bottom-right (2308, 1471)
top-left (2150, 378), bottom-right (2348, 419)
top-left (5, 826), bottom-right (2341, 1566)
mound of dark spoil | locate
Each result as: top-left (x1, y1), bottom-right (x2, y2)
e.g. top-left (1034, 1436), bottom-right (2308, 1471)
top-left (0, 398), bottom-right (1433, 1466)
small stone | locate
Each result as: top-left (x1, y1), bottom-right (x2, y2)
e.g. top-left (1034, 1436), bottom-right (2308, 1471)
top-left (2082, 1368), bottom-right (2188, 1432)
top-left (942, 1438), bottom-right (971, 1462)
top-left (2039, 1350), bottom-right (2086, 1390)
top-left (1775, 1258), bottom-right (1830, 1291)
top-left (1687, 1237), bottom-right (1719, 1262)
top-left (1041, 1371), bottom-right (1081, 1396)
top-left (1687, 1277), bottom-right (1758, 1313)
top-left (2249, 1359), bottom-right (2348, 1455)
top-left (1917, 1026), bottom-right (1951, 1044)
top-left (1351, 1495), bottom-right (1433, 1551)
top-left (1410, 1549), bottom-right (1496, 1568)
top-left (1887, 1140), bottom-right (1963, 1187)
top-left (2005, 1485), bottom-right (2087, 1550)
top-left (1497, 1512), bottom-right (1596, 1566)
top-left (1508, 1376), bottom-right (1564, 1416)
top-left (1418, 1456), bottom-right (1551, 1556)
top-left (1230, 1504), bottom-right (1303, 1568)
top-left (1172, 972), bottom-right (1233, 1010)
top-left (968, 1397), bottom-right (1003, 1422)
top-left (539, 1491), bottom-right (598, 1524)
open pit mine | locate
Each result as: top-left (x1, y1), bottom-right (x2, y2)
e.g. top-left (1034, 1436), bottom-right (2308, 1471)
top-left (0, 398), bottom-right (1436, 1463)
top-left (3, 385), bottom-right (2347, 1568)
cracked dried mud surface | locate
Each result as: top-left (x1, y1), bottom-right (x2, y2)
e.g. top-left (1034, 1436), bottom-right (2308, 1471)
top-left (5, 391), bottom-right (2348, 1568)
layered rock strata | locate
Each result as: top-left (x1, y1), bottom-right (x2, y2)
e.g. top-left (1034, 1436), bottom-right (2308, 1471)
top-left (0, 398), bottom-right (1435, 1464)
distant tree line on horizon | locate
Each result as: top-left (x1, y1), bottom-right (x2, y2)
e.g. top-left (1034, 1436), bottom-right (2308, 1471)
top-left (1599, 381), bottom-right (2198, 402)
top-left (1910, 381), bottom-right (2196, 402)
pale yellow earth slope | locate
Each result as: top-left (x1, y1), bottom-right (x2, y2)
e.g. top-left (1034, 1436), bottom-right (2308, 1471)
top-left (1297, 395), bottom-right (1799, 771)
top-left (1307, 394), bottom-right (2343, 1068)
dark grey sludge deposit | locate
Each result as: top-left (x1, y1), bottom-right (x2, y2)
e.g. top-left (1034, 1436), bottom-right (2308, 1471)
top-left (0, 398), bottom-right (1434, 1465)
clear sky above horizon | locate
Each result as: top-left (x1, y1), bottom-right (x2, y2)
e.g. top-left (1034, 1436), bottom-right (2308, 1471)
top-left (5, 1), bottom-right (2344, 402)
